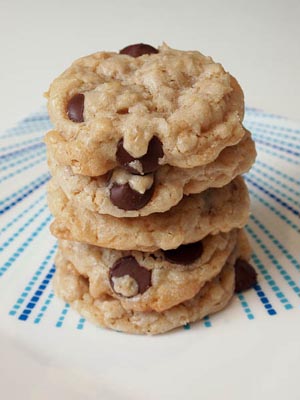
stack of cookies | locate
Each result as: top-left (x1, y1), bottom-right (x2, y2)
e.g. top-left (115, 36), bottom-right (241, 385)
top-left (45, 43), bottom-right (257, 335)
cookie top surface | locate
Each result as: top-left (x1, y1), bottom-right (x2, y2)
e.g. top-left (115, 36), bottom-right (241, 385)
top-left (46, 44), bottom-right (245, 174)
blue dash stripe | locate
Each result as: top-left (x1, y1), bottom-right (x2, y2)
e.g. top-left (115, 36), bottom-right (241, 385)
top-left (250, 214), bottom-right (300, 272)
top-left (245, 109), bottom-right (285, 119)
top-left (246, 182), bottom-right (300, 233)
top-left (253, 284), bottom-right (277, 315)
top-left (77, 317), bottom-right (86, 330)
top-left (203, 316), bottom-right (212, 327)
top-left (0, 204), bottom-right (48, 251)
top-left (0, 120), bottom-right (51, 139)
top-left (256, 160), bottom-right (300, 186)
top-left (249, 170), bottom-right (300, 209)
top-left (250, 252), bottom-right (293, 310)
top-left (9, 245), bottom-right (57, 316)
top-left (246, 176), bottom-right (299, 217)
top-left (0, 156), bottom-right (46, 184)
top-left (0, 147), bottom-right (45, 172)
top-left (254, 137), bottom-right (300, 158)
top-left (0, 193), bottom-right (46, 237)
top-left (247, 226), bottom-right (300, 298)
top-left (253, 164), bottom-right (300, 198)
top-left (0, 173), bottom-right (50, 215)
top-left (0, 136), bottom-right (43, 154)
top-left (0, 143), bottom-right (44, 161)
top-left (23, 115), bottom-right (50, 123)
top-left (34, 292), bottom-right (55, 324)
top-left (250, 127), bottom-right (300, 149)
top-left (246, 120), bottom-right (300, 135)
top-left (255, 143), bottom-right (300, 165)
top-left (237, 293), bottom-right (255, 320)
top-left (18, 265), bottom-right (56, 321)
top-left (56, 304), bottom-right (70, 328)
top-left (0, 214), bottom-right (52, 277)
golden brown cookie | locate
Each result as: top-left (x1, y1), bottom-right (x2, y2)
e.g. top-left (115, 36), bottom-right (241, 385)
top-left (56, 229), bottom-right (238, 312)
top-left (53, 250), bottom-right (236, 335)
top-left (45, 44), bottom-right (246, 176)
top-left (47, 132), bottom-right (255, 217)
top-left (48, 177), bottom-right (250, 251)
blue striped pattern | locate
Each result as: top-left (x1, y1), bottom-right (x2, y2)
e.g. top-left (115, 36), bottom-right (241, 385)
top-left (237, 293), bottom-right (255, 320)
top-left (77, 317), bottom-right (86, 330)
top-left (18, 265), bottom-right (56, 321)
top-left (34, 292), bottom-right (55, 324)
top-left (56, 304), bottom-right (70, 327)
top-left (0, 193), bottom-right (45, 236)
top-left (0, 215), bottom-right (52, 277)
top-left (0, 143), bottom-right (44, 162)
top-left (0, 107), bottom-right (299, 333)
top-left (0, 173), bottom-right (50, 215)
top-left (0, 204), bottom-right (48, 251)
top-left (203, 316), bottom-right (212, 328)
top-left (9, 245), bottom-right (57, 317)
top-left (253, 284), bottom-right (277, 316)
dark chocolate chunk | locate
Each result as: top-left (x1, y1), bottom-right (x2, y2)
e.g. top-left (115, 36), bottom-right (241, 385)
top-left (116, 137), bottom-right (163, 175)
top-left (234, 258), bottom-right (257, 293)
top-left (110, 181), bottom-right (154, 210)
top-left (109, 256), bottom-right (152, 296)
top-left (119, 43), bottom-right (158, 57)
top-left (162, 241), bottom-right (203, 265)
top-left (67, 93), bottom-right (84, 123)
top-left (101, 170), bottom-right (113, 184)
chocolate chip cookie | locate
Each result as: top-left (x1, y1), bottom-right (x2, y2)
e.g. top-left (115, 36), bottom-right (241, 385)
top-left (47, 132), bottom-right (255, 217)
top-left (56, 230), bottom-right (238, 312)
top-left (45, 44), bottom-right (246, 177)
top-left (53, 244), bottom-right (237, 335)
top-left (46, 43), bottom-right (257, 335)
top-left (48, 177), bottom-right (250, 251)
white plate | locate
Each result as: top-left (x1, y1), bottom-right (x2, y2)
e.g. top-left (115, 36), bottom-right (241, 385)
top-left (0, 107), bottom-right (299, 399)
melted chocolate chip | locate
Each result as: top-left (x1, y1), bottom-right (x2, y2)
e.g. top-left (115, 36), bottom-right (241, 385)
top-left (119, 43), bottom-right (158, 57)
top-left (234, 258), bottom-right (257, 293)
top-left (102, 170), bottom-right (113, 184)
top-left (116, 137), bottom-right (163, 175)
top-left (163, 241), bottom-right (203, 265)
top-left (110, 182), bottom-right (154, 210)
top-left (109, 256), bottom-right (152, 297)
top-left (67, 93), bottom-right (84, 122)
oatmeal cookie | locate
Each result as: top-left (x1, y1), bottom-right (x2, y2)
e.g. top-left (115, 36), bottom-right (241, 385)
top-left (45, 44), bottom-right (246, 176)
top-left (47, 131), bottom-right (255, 216)
top-left (57, 230), bottom-right (238, 312)
top-left (48, 177), bottom-right (250, 251)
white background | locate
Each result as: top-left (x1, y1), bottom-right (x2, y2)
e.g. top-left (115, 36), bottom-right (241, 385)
top-left (0, 0), bottom-right (299, 132)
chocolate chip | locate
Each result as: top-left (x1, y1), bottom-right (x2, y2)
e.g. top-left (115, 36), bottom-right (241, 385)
top-left (162, 241), bottom-right (203, 265)
top-left (234, 258), bottom-right (257, 293)
top-left (110, 181), bottom-right (154, 210)
top-left (101, 170), bottom-right (113, 184)
top-left (109, 256), bottom-right (152, 297)
top-left (67, 93), bottom-right (84, 122)
top-left (116, 108), bottom-right (129, 114)
top-left (119, 43), bottom-right (158, 57)
top-left (116, 137), bottom-right (163, 175)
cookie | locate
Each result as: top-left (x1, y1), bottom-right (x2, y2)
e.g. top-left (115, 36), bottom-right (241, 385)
top-left (48, 176), bottom-right (250, 251)
top-left (54, 248), bottom-right (237, 335)
top-left (47, 131), bottom-right (255, 217)
top-left (57, 229), bottom-right (238, 312)
top-left (45, 44), bottom-right (246, 177)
